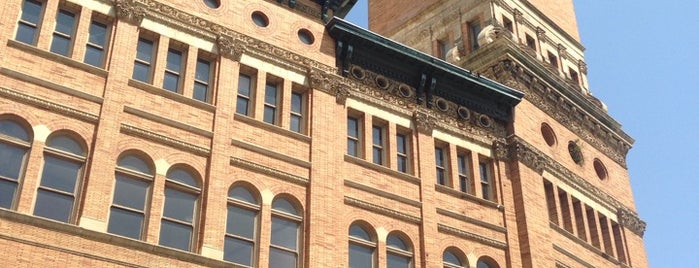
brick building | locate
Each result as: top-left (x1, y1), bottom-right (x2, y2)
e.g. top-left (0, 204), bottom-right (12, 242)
top-left (0, 0), bottom-right (647, 267)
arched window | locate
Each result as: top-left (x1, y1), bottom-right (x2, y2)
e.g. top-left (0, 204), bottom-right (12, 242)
top-left (269, 197), bottom-right (302, 268)
top-left (224, 186), bottom-right (260, 266)
top-left (0, 119), bottom-right (32, 209)
top-left (476, 256), bottom-right (500, 268)
top-left (349, 223), bottom-right (376, 268)
top-left (386, 233), bottom-right (413, 268)
top-left (443, 248), bottom-right (466, 268)
top-left (159, 167), bottom-right (201, 251)
top-left (108, 154), bottom-right (154, 240)
top-left (33, 134), bottom-right (86, 223)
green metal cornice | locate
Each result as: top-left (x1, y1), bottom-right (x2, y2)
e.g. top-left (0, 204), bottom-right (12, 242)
top-left (326, 17), bottom-right (523, 121)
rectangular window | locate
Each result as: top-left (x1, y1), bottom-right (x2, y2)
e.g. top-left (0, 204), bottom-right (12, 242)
top-left (50, 9), bottom-right (77, 56)
top-left (236, 73), bottom-right (253, 116)
top-left (503, 16), bottom-right (513, 32)
top-left (558, 189), bottom-right (574, 233)
top-left (133, 37), bottom-right (155, 83)
top-left (479, 161), bottom-right (492, 200)
top-left (572, 198), bottom-right (587, 241)
top-left (586, 205), bottom-right (601, 248)
top-left (526, 34), bottom-right (536, 50)
top-left (84, 19), bottom-right (108, 67)
top-left (469, 21), bottom-right (482, 51)
top-left (16, 0), bottom-right (44, 45)
top-left (544, 181), bottom-right (559, 225)
top-left (569, 67), bottom-right (580, 84)
top-left (437, 39), bottom-right (451, 60)
top-left (457, 152), bottom-right (470, 193)
top-left (290, 91), bottom-right (305, 133)
top-left (163, 48), bottom-right (184, 93)
top-left (396, 133), bottom-right (409, 173)
top-left (371, 125), bottom-right (384, 165)
top-left (612, 221), bottom-right (627, 263)
top-left (347, 116), bottom-right (360, 157)
top-left (599, 215), bottom-right (614, 256)
top-left (548, 51), bottom-right (558, 69)
top-left (435, 147), bottom-right (447, 185)
top-left (263, 83), bottom-right (279, 124)
top-left (193, 58), bottom-right (212, 102)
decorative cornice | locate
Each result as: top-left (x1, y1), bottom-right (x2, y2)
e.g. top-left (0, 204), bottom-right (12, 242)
top-left (436, 208), bottom-right (507, 233)
top-left (215, 35), bottom-right (244, 61)
top-left (344, 180), bottom-right (422, 208)
top-left (495, 136), bottom-right (646, 237)
top-left (414, 109), bottom-right (436, 134)
top-left (618, 208), bottom-right (647, 237)
top-left (487, 59), bottom-right (631, 167)
top-left (114, 0), bottom-right (146, 25)
top-left (344, 196), bottom-right (421, 224)
top-left (0, 87), bottom-right (99, 123)
top-left (120, 124), bottom-right (210, 156)
top-left (231, 139), bottom-right (311, 168)
top-left (229, 156), bottom-right (309, 186)
top-left (437, 224), bottom-right (508, 249)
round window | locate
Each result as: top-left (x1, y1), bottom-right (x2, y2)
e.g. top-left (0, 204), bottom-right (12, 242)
top-left (541, 123), bottom-right (557, 147)
top-left (298, 29), bottom-right (315, 45)
top-left (593, 159), bottom-right (608, 180)
top-left (203, 0), bottom-right (220, 9)
top-left (252, 11), bottom-right (269, 27)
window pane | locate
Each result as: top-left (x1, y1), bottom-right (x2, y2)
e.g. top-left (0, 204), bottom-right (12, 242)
top-left (50, 35), bottom-right (71, 56)
top-left (347, 140), bottom-right (357, 157)
top-left (193, 82), bottom-right (208, 102)
top-left (397, 157), bottom-right (407, 173)
top-left (272, 198), bottom-right (298, 215)
top-left (113, 175), bottom-right (148, 210)
top-left (163, 188), bottom-right (196, 223)
top-left (159, 220), bottom-right (192, 251)
top-left (15, 23), bottom-right (36, 45)
top-left (236, 97), bottom-right (249, 115)
top-left (195, 60), bottom-right (210, 82)
top-left (349, 225), bottom-right (372, 241)
top-left (347, 117), bottom-right (358, 137)
top-left (290, 115), bottom-right (301, 133)
top-left (161, 173), bottom-right (190, 194)
top-left (263, 106), bottom-right (276, 124)
top-left (84, 45), bottom-right (104, 67)
top-left (107, 207), bottom-right (144, 240)
top-left (265, 84), bottom-right (277, 104)
top-left (136, 38), bottom-right (154, 62)
top-left (237, 75), bottom-right (251, 96)
top-left (132, 62), bottom-right (151, 83)
top-left (476, 260), bottom-right (492, 268)
top-left (0, 180), bottom-right (18, 209)
top-left (0, 143), bottom-right (26, 179)
top-left (224, 236), bottom-right (254, 266)
top-left (117, 155), bottom-right (152, 175)
top-left (88, 21), bottom-right (107, 46)
top-left (291, 93), bottom-right (302, 113)
top-left (271, 217), bottom-right (298, 250)
top-left (21, 0), bottom-right (43, 23)
top-left (47, 136), bottom-right (83, 155)
top-left (55, 10), bottom-right (75, 35)
top-left (387, 235), bottom-right (408, 250)
top-left (229, 187), bottom-right (257, 204)
top-left (34, 189), bottom-right (73, 222)
top-left (163, 72), bottom-right (180, 92)
top-left (0, 120), bottom-right (30, 141)
top-left (350, 244), bottom-right (374, 268)
top-left (396, 135), bottom-right (406, 154)
top-left (372, 127), bottom-right (382, 145)
top-left (269, 247), bottom-right (297, 268)
top-left (443, 251), bottom-right (461, 266)
top-left (372, 148), bottom-right (382, 165)
top-left (166, 49), bottom-right (182, 72)
top-left (227, 206), bottom-right (256, 238)
top-left (435, 148), bottom-right (444, 166)
top-left (387, 253), bottom-right (411, 268)
top-left (39, 156), bottom-right (80, 193)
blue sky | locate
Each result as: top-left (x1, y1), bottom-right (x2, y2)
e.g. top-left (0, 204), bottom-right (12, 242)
top-left (345, 1), bottom-right (699, 266)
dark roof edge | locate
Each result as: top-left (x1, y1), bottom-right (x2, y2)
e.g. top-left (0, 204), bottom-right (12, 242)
top-left (326, 17), bottom-right (524, 103)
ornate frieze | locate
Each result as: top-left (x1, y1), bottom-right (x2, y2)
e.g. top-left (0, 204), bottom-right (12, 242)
top-left (215, 35), bottom-right (245, 61)
top-left (344, 196), bottom-right (422, 224)
top-left (120, 124), bottom-right (211, 156)
top-left (487, 59), bottom-right (631, 167)
top-left (414, 109), bottom-right (437, 134)
top-left (229, 156), bottom-right (309, 186)
top-left (437, 224), bottom-right (508, 249)
top-left (495, 136), bottom-right (646, 237)
top-left (114, 0), bottom-right (146, 25)
top-left (0, 87), bottom-right (99, 123)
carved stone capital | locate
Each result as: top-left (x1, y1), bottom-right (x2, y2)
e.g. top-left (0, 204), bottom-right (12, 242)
top-left (618, 209), bottom-right (647, 237)
top-left (216, 35), bottom-right (244, 61)
top-left (513, 9), bottom-right (523, 20)
top-left (536, 27), bottom-right (546, 38)
top-left (578, 60), bottom-right (588, 74)
top-left (114, 0), bottom-right (146, 25)
top-left (493, 141), bottom-right (510, 161)
top-left (413, 110), bottom-right (437, 134)
top-left (334, 84), bottom-right (351, 105)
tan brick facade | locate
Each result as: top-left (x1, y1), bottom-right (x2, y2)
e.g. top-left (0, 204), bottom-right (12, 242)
top-left (0, 0), bottom-right (646, 268)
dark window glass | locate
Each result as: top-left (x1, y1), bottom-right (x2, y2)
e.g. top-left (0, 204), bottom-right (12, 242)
top-left (163, 49), bottom-right (183, 92)
top-left (0, 143), bottom-right (27, 181)
top-left (435, 147), bottom-right (446, 185)
top-left (108, 155), bottom-right (152, 240)
top-left (347, 117), bottom-right (359, 157)
top-left (548, 51), bottom-right (558, 69)
top-left (87, 21), bottom-right (107, 45)
top-left (47, 135), bottom-right (83, 156)
top-left (193, 59), bottom-right (211, 102)
top-left (117, 155), bottom-right (152, 174)
top-left (132, 62), bottom-right (151, 83)
top-left (227, 206), bottom-right (256, 238)
top-left (50, 10), bottom-right (76, 56)
top-left (457, 153), bottom-right (469, 193)
top-left (33, 189), bottom-right (73, 222)
top-left (251, 11), bottom-right (269, 27)
top-left (272, 198), bottom-right (298, 216)
top-left (224, 237), bottom-right (254, 265)
top-left (159, 219), bottom-right (193, 251)
top-left (112, 175), bottom-right (148, 211)
top-left (84, 46), bottom-right (104, 67)
top-left (225, 187), bottom-right (259, 266)
top-left (372, 126), bottom-right (384, 165)
top-left (108, 207), bottom-right (144, 239)
top-left (0, 180), bottom-right (18, 209)
top-left (290, 92), bottom-right (304, 133)
top-left (469, 22), bottom-right (481, 50)
top-left (236, 74), bottom-right (252, 115)
top-left (0, 120), bottom-right (30, 210)
top-left (133, 38), bottom-right (154, 83)
top-left (84, 20), bottom-right (108, 67)
top-left (34, 136), bottom-right (85, 223)
top-left (297, 29), bottom-right (315, 45)
top-left (476, 260), bottom-right (493, 268)
top-left (349, 225), bottom-right (371, 241)
top-left (387, 254), bottom-right (411, 268)
top-left (136, 38), bottom-right (154, 62)
top-left (167, 168), bottom-right (198, 187)
top-left (270, 198), bottom-right (301, 267)
top-left (203, 0), bottom-right (220, 9)
top-left (0, 120), bottom-right (30, 141)
top-left (387, 235), bottom-right (412, 268)
top-left (163, 188), bottom-right (196, 222)
top-left (479, 162), bottom-right (491, 200)
top-left (443, 251), bottom-right (462, 266)
top-left (350, 244), bottom-right (374, 268)
top-left (503, 17), bottom-right (513, 32)
top-left (229, 186), bottom-right (257, 204)
top-left (271, 217), bottom-right (298, 250)
top-left (396, 133), bottom-right (408, 173)
top-left (263, 83), bottom-right (278, 124)
top-left (269, 247), bottom-right (297, 268)
top-left (16, 0), bottom-right (44, 45)
top-left (38, 156), bottom-right (80, 193)
top-left (526, 34), bottom-right (536, 50)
